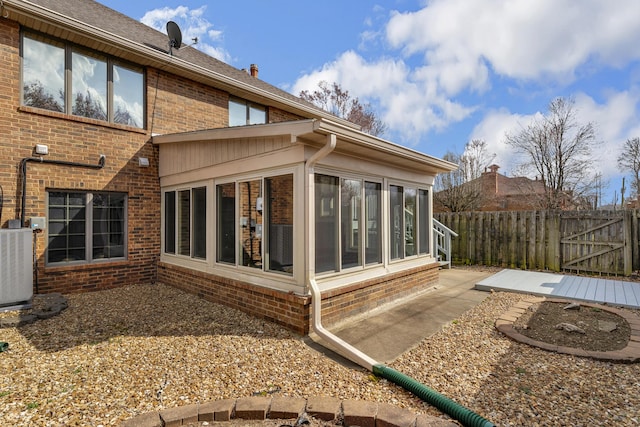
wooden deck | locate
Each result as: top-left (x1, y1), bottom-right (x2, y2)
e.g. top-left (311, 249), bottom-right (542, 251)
top-left (475, 269), bottom-right (640, 309)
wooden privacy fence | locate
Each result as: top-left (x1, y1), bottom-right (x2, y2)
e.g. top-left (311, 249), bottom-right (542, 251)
top-left (434, 209), bottom-right (640, 276)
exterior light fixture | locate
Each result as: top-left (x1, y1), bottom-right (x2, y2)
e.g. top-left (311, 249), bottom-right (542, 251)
top-left (34, 144), bottom-right (49, 155)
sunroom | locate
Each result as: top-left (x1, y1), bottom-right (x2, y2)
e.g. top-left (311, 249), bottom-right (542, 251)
top-left (153, 118), bottom-right (456, 333)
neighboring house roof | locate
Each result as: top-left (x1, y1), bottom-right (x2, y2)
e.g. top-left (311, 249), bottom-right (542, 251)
top-left (3, 0), bottom-right (357, 128)
top-left (434, 165), bottom-right (550, 212)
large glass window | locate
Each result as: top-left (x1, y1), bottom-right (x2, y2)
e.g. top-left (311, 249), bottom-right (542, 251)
top-left (178, 190), bottom-right (191, 256)
top-left (405, 188), bottom-right (417, 257)
top-left (390, 185), bottom-right (404, 260)
top-left (48, 191), bottom-right (127, 264)
top-left (164, 187), bottom-right (206, 260)
top-left (341, 179), bottom-right (361, 269)
top-left (113, 64), bottom-right (144, 127)
top-left (72, 50), bottom-right (107, 121)
top-left (315, 174), bottom-right (339, 273)
top-left (217, 183), bottom-right (236, 264)
top-left (229, 98), bottom-right (267, 126)
top-left (92, 192), bottom-right (125, 259)
top-left (22, 33), bottom-right (144, 128)
top-left (239, 179), bottom-right (263, 269)
top-left (389, 184), bottom-right (430, 260)
top-left (365, 182), bottom-right (382, 265)
top-left (418, 189), bottom-right (430, 255)
top-left (315, 174), bottom-right (383, 273)
top-left (216, 174), bottom-right (293, 275)
top-left (22, 35), bottom-right (65, 112)
top-left (192, 187), bottom-right (207, 259)
top-left (266, 175), bottom-right (294, 275)
top-left (165, 192), bottom-right (176, 254)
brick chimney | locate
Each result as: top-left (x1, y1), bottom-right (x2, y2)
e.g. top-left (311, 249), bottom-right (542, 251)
top-left (250, 64), bottom-right (258, 78)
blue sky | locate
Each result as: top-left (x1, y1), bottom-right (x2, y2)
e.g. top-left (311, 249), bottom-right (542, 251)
top-left (99, 0), bottom-right (640, 205)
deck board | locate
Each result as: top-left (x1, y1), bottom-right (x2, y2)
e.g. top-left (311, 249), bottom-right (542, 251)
top-left (475, 269), bottom-right (640, 309)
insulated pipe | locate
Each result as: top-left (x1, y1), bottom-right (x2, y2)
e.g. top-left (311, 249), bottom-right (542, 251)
top-left (373, 364), bottom-right (495, 427)
top-left (20, 155), bottom-right (106, 227)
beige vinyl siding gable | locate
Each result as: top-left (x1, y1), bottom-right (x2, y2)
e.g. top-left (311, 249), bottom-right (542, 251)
top-left (158, 135), bottom-right (294, 178)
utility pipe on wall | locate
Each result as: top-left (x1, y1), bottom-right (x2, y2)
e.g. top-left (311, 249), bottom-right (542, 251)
top-left (19, 155), bottom-right (106, 227)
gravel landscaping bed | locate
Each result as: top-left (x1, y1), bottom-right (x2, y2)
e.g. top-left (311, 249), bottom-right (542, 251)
top-left (1, 281), bottom-right (639, 426)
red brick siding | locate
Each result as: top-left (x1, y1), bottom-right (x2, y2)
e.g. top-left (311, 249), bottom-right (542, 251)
top-left (157, 262), bottom-right (311, 334)
top-left (158, 261), bottom-right (439, 334)
top-left (269, 106), bottom-right (303, 123)
top-left (319, 263), bottom-right (440, 328)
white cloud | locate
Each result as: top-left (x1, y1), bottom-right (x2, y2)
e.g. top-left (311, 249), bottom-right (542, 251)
top-left (469, 108), bottom-right (536, 175)
top-left (289, 0), bottom-right (640, 172)
top-left (140, 6), bottom-right (230, 62)
top-left (292, 50), bottom-right (475, 142)
top-left (386, 0), bottom-right (640, 82)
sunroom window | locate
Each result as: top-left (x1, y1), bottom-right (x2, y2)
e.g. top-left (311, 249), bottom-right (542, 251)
top-left (390, 184), bottom-right (430, 260)
top-left (216, 173), bottom-right (293, 275)
top-left (164, 187), bottom-right (206, 260)
top-left (22, 32), bottom-right (144, 128)
top-left (315, 174), bottom-right (382, 273)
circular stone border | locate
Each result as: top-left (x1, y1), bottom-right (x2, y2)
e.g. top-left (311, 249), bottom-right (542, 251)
top-left (120, 396), bottom-right (457, 427)
top-left (496, 297), bottom-right (640, 363)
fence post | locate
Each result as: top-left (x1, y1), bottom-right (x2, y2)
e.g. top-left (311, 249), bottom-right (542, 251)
top-left (549, 211), bottom-right (561, 271)
top-left (624, 210), bottom-right (633, 276)
top-left (633, 210), bottom-right (639, 272)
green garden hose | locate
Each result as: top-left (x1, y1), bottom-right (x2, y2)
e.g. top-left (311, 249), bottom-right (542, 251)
top-left (373, 364), bottom-right (495, 427)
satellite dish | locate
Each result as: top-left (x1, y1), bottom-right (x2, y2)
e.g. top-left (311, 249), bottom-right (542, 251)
top-left (166, 21), bottom-right (182, 55)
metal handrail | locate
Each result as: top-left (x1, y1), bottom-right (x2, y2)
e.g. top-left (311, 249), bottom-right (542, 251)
top-left (433, 218), bottom-right (457, 268)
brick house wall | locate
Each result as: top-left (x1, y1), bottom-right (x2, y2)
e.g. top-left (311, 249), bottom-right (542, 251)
top-left (0, 19), bottom-right (299, 295)
top-left (1, 11), bottom-right (442, 335)
top-left (434, 165), bottom-right (548, 212)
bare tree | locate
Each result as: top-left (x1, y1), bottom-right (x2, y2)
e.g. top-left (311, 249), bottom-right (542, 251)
top-left (505, 97), bottom-right (596, 210)
top-left (460, 139), bottom-right (496, 181)
top-left (23, 81), bottom-right (63, 112)
top-left (617, 137), bottom-right (640, 202)
top-left (434, 140), bottom-right (494, 212)
top-left (72, 91), bottom-right (107, 121)
top-left (299, 81), bottom-right (387, 137)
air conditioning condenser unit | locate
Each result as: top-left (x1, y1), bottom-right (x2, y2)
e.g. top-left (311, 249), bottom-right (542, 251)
top-left (0, 229), bottom-right (33, 307)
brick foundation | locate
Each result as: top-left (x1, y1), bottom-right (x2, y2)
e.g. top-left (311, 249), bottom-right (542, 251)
top-left (157, 262), bottom-right (311, 335)
top-left (319, 263), bottom-right (440, 328)
top-left (158, 262), bottom-right (440, 334)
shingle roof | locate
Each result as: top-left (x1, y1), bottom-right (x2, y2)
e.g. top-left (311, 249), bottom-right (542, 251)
top-left (19, 0), bottom-right (329, 119)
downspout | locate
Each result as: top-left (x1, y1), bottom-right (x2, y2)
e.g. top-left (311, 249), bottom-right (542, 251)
top-left (304, 135), bottom-right (494, 427)
top-left (303, 134), bottom-right (372, 361)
